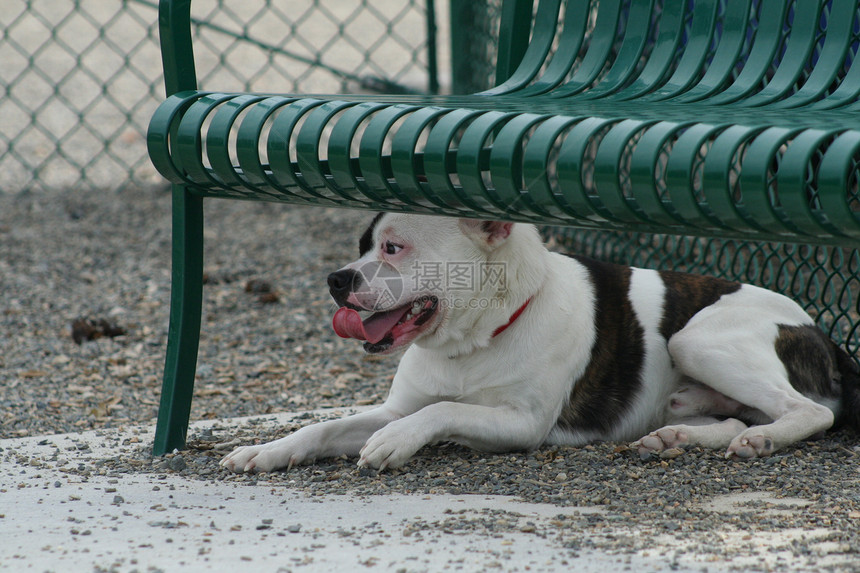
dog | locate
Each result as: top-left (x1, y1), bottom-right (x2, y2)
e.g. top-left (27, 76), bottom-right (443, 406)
top-left (221, 214), bottom-right (860, 472)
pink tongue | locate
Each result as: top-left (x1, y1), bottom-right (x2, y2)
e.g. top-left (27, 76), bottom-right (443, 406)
top-left (332, 306), bottom-right (407, 344)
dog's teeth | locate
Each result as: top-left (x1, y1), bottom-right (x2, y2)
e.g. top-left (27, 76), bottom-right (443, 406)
top-left (398, 301), bottom-right (425, 324)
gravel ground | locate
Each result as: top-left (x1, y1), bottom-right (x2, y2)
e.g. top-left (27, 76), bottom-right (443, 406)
top-left (3, 186), bottom-right (860, 570)
top-left (1, 185), bottom-right (395, 438)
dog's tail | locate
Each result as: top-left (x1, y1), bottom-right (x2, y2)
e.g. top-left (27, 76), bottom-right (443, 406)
top-left (834, 343), bottom-right (860, 431)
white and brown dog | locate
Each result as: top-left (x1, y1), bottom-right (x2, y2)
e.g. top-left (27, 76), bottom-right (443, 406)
top-left (221, 214), bottom-right (860, 472)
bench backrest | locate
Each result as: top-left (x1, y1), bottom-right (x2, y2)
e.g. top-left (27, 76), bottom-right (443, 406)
top-left (493, 0), bottom-right (860, 106)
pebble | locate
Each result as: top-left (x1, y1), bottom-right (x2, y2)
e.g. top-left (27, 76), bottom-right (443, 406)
top-left (659, 447), bottom-right (685, 460)
top-left (167, 457), bottom-right (187, 472)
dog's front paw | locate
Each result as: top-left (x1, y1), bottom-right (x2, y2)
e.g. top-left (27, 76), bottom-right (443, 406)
top-left (726, 431), bottom-right (774, 459)
top-left (632, 426), bottom-right (689, 459)
top-left (359, 423), bottom-right (425, 470)
top-left (220, 441), bottom-right (308, 473)
top-left (220, 445), bottom-right (263, 473)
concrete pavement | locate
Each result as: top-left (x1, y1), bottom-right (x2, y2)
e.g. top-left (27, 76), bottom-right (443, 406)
top-left (1, 412), bottom-right (849, 572)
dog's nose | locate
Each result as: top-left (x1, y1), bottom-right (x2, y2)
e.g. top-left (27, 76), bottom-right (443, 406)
top-left (328, 269), bottom-right (359, 303)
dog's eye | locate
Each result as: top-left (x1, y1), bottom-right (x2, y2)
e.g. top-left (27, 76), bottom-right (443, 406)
top-left (383, 241), bottom-right (403, 255)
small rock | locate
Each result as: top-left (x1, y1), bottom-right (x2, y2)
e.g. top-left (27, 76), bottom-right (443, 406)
top-left (244, 279), bottom-right (279, 303)
top-left (257, 291), bottom-right (280, 304)
top-left (168, 457), bottom-right (187, 472)
top-left (659, 448), bottom-right (684, 460)
top-left (245, 279), bottom-right (274, 294)
top-left (71, 318), bottom-right (126, 344)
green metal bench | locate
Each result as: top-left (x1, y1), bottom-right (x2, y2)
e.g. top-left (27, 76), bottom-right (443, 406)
top-left (147, 0), bottom-right (860, 455)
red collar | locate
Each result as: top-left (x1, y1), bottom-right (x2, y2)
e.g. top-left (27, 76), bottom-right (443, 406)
top-left (491, 297), bottom-right (533, 338)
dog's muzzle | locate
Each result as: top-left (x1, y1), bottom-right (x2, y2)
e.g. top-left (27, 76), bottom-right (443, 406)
top-left (327, 269), bottom-right (360, 307)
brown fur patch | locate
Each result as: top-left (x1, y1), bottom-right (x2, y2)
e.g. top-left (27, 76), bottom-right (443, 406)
top-left (555, 257), bottom-right (644, 434)
top-left (774, 324), bottom-right (842, 400)
top-left (658, 271), bottom-right (741, 339)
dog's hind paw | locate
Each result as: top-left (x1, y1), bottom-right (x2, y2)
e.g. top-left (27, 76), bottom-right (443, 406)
top-left (726, 432), bottom-right (774, 459)
top-left (632, 427), bottom-right (689, 459)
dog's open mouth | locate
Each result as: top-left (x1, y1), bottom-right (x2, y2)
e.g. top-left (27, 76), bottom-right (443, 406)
top-left (332, 296), bottom-right (439, 353)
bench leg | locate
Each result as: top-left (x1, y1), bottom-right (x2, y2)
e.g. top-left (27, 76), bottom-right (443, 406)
top-left (153, 185), bottom-right (204, 456)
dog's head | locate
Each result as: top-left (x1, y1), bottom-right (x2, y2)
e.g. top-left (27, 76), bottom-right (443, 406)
top-left (328, 213), bottom-right (530, 355)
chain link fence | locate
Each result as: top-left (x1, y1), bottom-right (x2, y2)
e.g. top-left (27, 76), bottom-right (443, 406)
top-left (449, 0), bottom-right (502, 94)
top-left (549, 228), bottom-right (860, 360)
top-left (0, 0), bottom-right (449, 195)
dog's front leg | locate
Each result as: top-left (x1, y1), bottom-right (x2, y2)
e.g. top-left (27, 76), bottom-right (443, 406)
top-left (359, 402), bottom-right (545, 470)
top-left (221, 406), bottom-right (400, 473)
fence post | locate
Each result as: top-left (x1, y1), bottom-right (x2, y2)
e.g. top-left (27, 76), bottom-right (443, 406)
top-left (426, 0), bottom-right (440, 94)
top-left (450, 0), bottom-right (532, 93)
top-left (449, 0), bottom-right (496, 93)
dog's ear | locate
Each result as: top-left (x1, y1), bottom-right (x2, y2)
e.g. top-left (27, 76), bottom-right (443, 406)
top-left (458, 219), bottom-right (513, 250)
